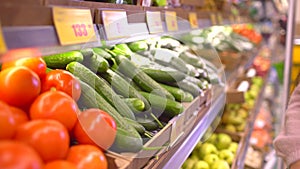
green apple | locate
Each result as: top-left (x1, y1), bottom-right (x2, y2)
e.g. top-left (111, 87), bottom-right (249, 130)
top-left (225, 124), bottom-right (236, 132)
top-left (211, 160), bottom-right (230, 169)
top-left (227, 115), bottom-right (244, 125)
top-left (192, 160), bottom-right (209, 169)
top-left (203, 154), bottom-right (219, 166)
top-left (228, 142), bottom-right (239, 154)
top-left (237, 109), bottom-right (248, 119)
top-left (215, 133), bottom-right (232, 150)
top-left (182, 158), bottom-right (196, 169)
top-left (236, 121), bottom-right (246, 132)
top-left (190, 153), bottom-right (199, 161)
top-left (194, 142), bottom-right (203, 152)
top-left (198, 143), bottom-right (218, 159)
top-left (218, 149), bottom-right (234, 165)
top-left (206, 133), bottom-right (217, 144)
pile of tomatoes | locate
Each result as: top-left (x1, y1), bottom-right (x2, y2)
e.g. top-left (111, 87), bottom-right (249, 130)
top-left (0, 57), bottom-right (117, 169)
top-left (232, 24), bottom-right (263, 45)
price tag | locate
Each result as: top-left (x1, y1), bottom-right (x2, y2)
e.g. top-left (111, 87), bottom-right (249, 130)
top-left (52, 7), bottom-right (97, 45)
top-left (165, 11), bottom-right (178, 32)
top-left (217, 13), bottom-right (223, 25)
top-left (0, 22), bottom-right (7, 54)
top-left (102, 10), bottom-right (129, 40)
top-left (146, 11), bottom-right (164, 34)
top-left (189, 12), bottom-right (198, 29)
top-left (210, 14), bottom-right (217, 25)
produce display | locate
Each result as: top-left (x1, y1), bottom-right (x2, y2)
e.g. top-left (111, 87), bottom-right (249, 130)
top-left (0, 36), bottom-right (219, 168)
top-left (182, 132), bottom-right (238, 169)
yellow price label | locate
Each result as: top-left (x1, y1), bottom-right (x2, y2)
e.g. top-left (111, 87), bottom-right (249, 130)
top-left (102, 10), bottom-right (129, 40)
top-left (210, 14), bottom-right (217, 25)
top-left (217, 13), bottom-right (223, 25)
top-left (146, 11), bottom-right (164, 34)
top-left (189, 12), bottom-right (198, 29)
top-left (52, 7), bottom-right (97, 46)
top-left (165, 11), bottom-right (178, 32)
top-left (0, 22), bottom-right (7, 54)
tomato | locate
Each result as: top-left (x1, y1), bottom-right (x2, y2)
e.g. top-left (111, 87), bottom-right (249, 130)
top-left (73, 109), bottom-right (117, 150)
top-left (43, 160), bottom-right (77, 169)
top-left (0, 66), bottom-right (41, 108)
top-left (41, 69), bottom-right (81, 101)
top-left (14, 120), bottom-right (70, 162)
top-left (0, 101), bottom-right (29, 139)
top-left (0, 140), bottom-right (43, 169)
top-left (30, 90), bottom-right (79, 131)
top-left (1, 57), bottom-right (47, 79)
top-left (66, 145), bottom-right (108, 169)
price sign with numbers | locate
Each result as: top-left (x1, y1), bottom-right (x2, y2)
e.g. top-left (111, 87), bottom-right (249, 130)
top-left (52, 7), bottom-right (97, 45)
top-left (0, 22), bottom-right (7, 54)
top-left (102, 10), bottom-right (129, 40)
top-left (210, 14), bottom-right (217, 25)
top-left (165, 11), bottom-right (178, 32)
top-left (146, 11), bottom-right (164, 34)
top-left (189, 12), bottom-right (198, 29)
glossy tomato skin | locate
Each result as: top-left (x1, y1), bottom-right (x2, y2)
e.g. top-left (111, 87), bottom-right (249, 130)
top-left (0, 140), bottom-right (43, 169)
top-left (14, 119), bottom-right (70, 162)
top-left (1, 57), bottom-right (47, 79)
top-left (42, 70), bottom-right (81, 101)
top-left (0, 101), bottom-right (29, 139)
top-left (43, 160), bottom-right (77, 169)
top-left (30, 90), bottom-right (79, 131)
top-left (73, 109), bottom-right (117, 150)
top-left (0, 66), bottom-right (41, 108)
top-left (66, 145), bottom-right (108, 169)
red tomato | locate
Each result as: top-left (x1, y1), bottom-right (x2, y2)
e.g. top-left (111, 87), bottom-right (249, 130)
top-left (0, 66), bottom-right (41, 108)
top-left (14, 120), bottom-right (70, 162)
top-left (73, 109), bottom-right (117, 150)
top-left (43, 160), bottom-right (77, 169)
top-left (0, 140), bottom-right (43, 169)
top-left (30, 90), bottom-right (79, 131)
top-left (1, 57), bottom-right (47, 79)
top-left (0, 101), bottom-right (29, 139)
top-left (41, 69), bottom-right (81, 101)
top-left (66, 145), bottom-right (108, 169)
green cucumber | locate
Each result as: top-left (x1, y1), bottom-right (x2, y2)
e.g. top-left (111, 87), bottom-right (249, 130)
top-left (159, 83), bottom-right (194, 102)
top-left (81, 49), bottom-right (109, 73)
top-left (124, 117), bottom-right (146, 135)
top-left (169, 79), bottom-right (202, 97)
top-left (78, 80), bottom-right (143, 152)
top-left (141, 67), bottom-right (186, 83)
top-left (185, 76), bottom-right (210, 90)
top-left (92, 47), bottom-right (116, 67)
top-left (179, 51), bottom-right (204, 69)
top-left (114, 55), bottom-right (175, 101)
top-left (66, 62), bottom-right (135, 120)
top-left (43, 51), bottom-right (84, 69)
top-left (128, 41), bottom-right (148, 52)
top-left (136, 117), bottom-right (159, 131)
top-left (100, 69), bottom-right (151, 111)
top-left (139, 91), bottom-right (184, 118)
top-left (122, 98), bottom-right (145, 112)
top-left (80, 48), bottom-right (94, 58)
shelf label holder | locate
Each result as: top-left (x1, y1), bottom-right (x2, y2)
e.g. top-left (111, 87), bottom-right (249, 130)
top-left (146, 11), bottom-right (164, 34)
top-left (189, 12), bottom-right (199, 29)
top-left (210, 13), bottom-right (217, 26)
top-left (0, 22), bottom-right (7, 54)
top-left (165, 11), bottom-right (178, 32)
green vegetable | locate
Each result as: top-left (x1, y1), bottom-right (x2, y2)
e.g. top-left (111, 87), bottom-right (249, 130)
top-left (141, 67), bottom-right (186, 83)
top-left (78, 80), bottom-right (143, 152)
top-left (159, 83), bottom-right (194, 102)
top-left (179, 51), bottom-right (204, 69)
top-left (136, 117), bottom-right (159, 131)
top-left (112, 44), bottom-right (133, 59)
top-left (140, 91), bottom-right (184, 118)
top-left (169, 79), bottom-right (202, 97)
top-left (43, 51), bottom-right (83, 69)
top-left (114, 55), bottom-right (175, 101)
top-left (66, 62), bottom-right (136, 120)
top-left (82, 52), bottom-right (109, 73)
top-left (122, 98), bottom-right (145, 112)
top-left (128, 41), bottom-right (148, 52)
top-left (124, 117), bottom-right (146, 135)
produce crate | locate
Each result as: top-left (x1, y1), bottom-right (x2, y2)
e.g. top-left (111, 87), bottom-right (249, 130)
top-left (106, 89), bottom-right (212, 169)
top-left (219, 51), bottom-right (242, 71)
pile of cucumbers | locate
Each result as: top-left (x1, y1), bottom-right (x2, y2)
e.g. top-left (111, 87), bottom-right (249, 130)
top-left (42, 37), bottom-right (219, 153)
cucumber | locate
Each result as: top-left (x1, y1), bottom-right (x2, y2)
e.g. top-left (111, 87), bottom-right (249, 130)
top-left (124, 117), bottom-right (146, 134)
top-left (100, 69), bottom-right (151, 111)
top-left (136, 117), bottom-right (159, 131)
top-left (139, 91), bottom-right (184, 118)
top-left (66, 62), bottom-right (136, 120)
top-left (128, 41), bottom-right (148, 52)
top-left (83, 53), bottom-right (109, 73)
top-left (179, 51), bottom-right (204, 68)
top-left (43, 51), bottom-right (84, 69)
top-left (141, 67), bottom-right (186, 83)
top-left (80, 48), bottom-right (94, 58)
top-left (114, 55), bottom-right (175, 101)
top-left (78, 80), bottom-right (143, 152)
top-left (185, 76), bottom-right (210, 90)
top-left (92, 47), bottom-right (116, 67)
top-left (169, 79), bottom-right (202, 97)
top-left (159, 83), bottom-right (194, 102)
top-left (122, 98), bottom-right (145, 112)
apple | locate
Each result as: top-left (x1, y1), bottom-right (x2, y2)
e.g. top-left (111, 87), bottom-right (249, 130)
top-left (225, 124), bottom-right (236, 132)
top-left (215, 133), bottom-right (232, 150)
top-left (203, 154), bottom-right (219, 166)
top-left (237, 109), bottom-right (248, 119)
top-left (211, 160), bottom-right (230, 169)
top-left (192, 160), bottom-right (209, 169)
top-left (206, 133), bottom-right (217, 144)
top-left (182, 158), bottom-right (197, 169)
top-left (228, 142), bottom-right (239, 154)
top-left (218, 149), bottom-right (234, 165)
top-left (198, 143), bottom-right (218, 159)
top-left (227, 115), bottom-right (244, 126)
top-left (190, 153), bottom-right (199, 161)
top-left (236, 121), bottom-right (246, 132)
top-left (194, 142), bottom-right (203, 152)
